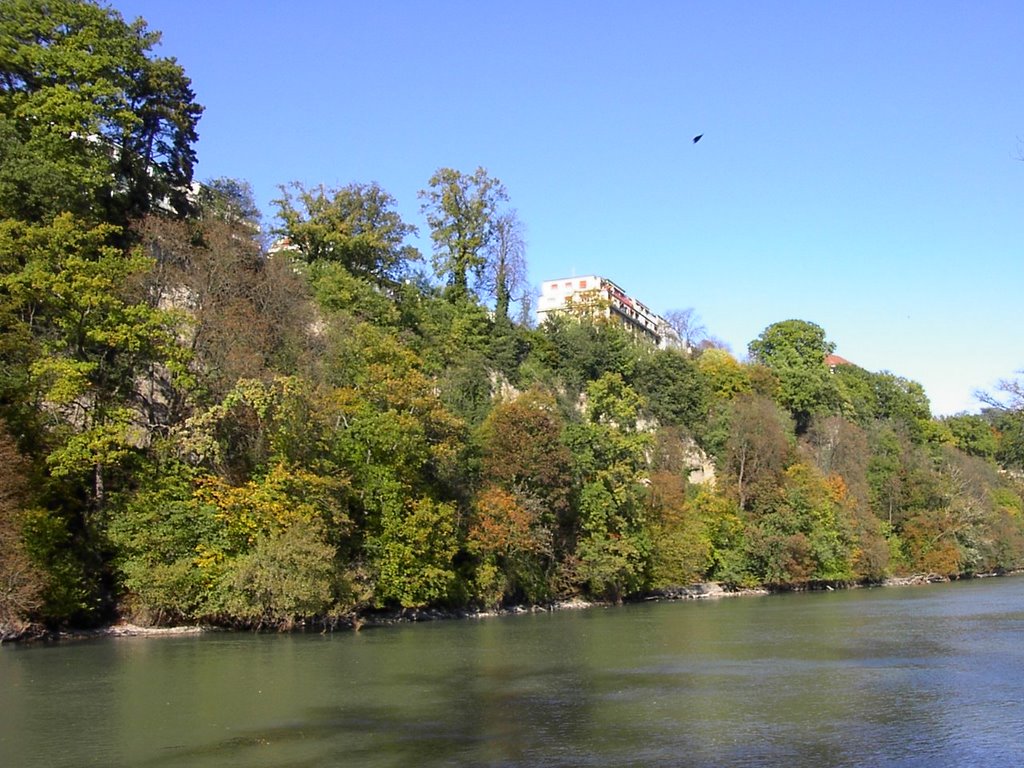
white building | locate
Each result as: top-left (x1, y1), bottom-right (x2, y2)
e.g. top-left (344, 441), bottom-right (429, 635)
top-left (536, 275), bottom-right (684, 350)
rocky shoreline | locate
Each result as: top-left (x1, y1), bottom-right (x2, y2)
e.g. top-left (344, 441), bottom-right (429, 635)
top-left (4, 570), bottom-right (1018, 645)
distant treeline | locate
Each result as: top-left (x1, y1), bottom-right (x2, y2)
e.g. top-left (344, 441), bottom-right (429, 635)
top-left (2, 0), bottom-right (1023, 637)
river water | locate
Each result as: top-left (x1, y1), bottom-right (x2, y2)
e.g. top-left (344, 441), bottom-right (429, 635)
top-left (2, 577), bottom-right (1023, 767)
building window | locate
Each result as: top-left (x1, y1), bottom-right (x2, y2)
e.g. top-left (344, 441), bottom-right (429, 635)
top-left (579, 280), bottom-right (587, 289)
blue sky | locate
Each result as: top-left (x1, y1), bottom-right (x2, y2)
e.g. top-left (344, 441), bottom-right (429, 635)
top-left (116, 1), bottom-right (1024, 416)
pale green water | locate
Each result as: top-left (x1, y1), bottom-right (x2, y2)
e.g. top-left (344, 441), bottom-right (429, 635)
top-left (2, 577), bottom-right (1023, 767)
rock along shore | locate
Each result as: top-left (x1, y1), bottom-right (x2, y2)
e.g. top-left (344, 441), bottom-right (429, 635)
top-left (4, 571), bottom-right (1019, 645)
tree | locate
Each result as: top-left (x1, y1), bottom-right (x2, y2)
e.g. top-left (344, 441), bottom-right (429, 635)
top-left (662, 307), bottom-right (707, 350)
top-left (976, 374), bottom-right (1024, 469)
top-left (477, 389), bottom-right (572, 525)
top-left (633, 348), bottom-right (709, 434)
top-left (978, 371), bottom-right (1024, 411)
top-left (646, 427), bottom-right (713, 588)
top-left (746, 461), bottom-right (855, 585)
top-left (273, 181), bottom-right (419, 285)
top-left (0, 0), bottom-right (203, 223)
top-left (722, 394), bottom-right (793, 512)
top-left (419, 167), bottom-right (508, 301)
top-left (540, 313), bottom-right (640, 392)
top-left (0, 421), bottom-right (45, 638)
top-left (197, 177), bottom-right (262, 227)
top-left (943, 413), bottom-right (998, 460)
top-left (370, 496), bottom-right (459, 608)
top-left (748, 319), bottom-right (838, 433)
top-left (872, 372), bottom-right (932, 441)
top-left (802, 415), bottom-right (870, 505)
top-left (467, 485), bottom-right (552, 606)
top-left (1, 215), bottom-right (184, 508)
top-left (695, 348), bottom-right (752, 401)
top-left (136, 212), bottom-right (316, 401)
top-left (833, 362), bottom-right (879, 425)
top-left (480, 209), bottom-right (528, 323)
top-left (111, 455), bottom-right (355, 627)
top-left (992, 409), bottom-right (1024, 469)
top-left (565, 374), bottom-right (652, 601)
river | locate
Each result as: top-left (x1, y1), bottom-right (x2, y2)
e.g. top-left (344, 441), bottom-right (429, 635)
top-left (2, 576), bottom-right (1023, 767)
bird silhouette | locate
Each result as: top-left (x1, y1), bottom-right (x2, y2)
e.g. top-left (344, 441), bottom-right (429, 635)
top-left (692, 134), bottom-right (703, 144)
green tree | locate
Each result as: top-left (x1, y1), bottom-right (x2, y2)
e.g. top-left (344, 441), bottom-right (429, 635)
top-left (1, 215), bottom-right (184, 508)
top-left (943, 413), bottom-right (998, 460)
top-left (539, 314), bottom-right (639, 392)
top-left (646, 427), bottom-right (713, 588)
top-left (748, 319), bottom-right (837, 433)
top-left (370, 496), bottom-right (459, 608)
top-left (633, 348), bottom-right (709, 434)
top-left (976, 377), bottom-right (1024, 469)
top-left (273, 181), bottom-right (419, 285)
top-left (565, 373), bottom-right (651, 601)
top-left (0, 0), bottom-right (203, 223)
top-left (991, 410), bottom-right (1024, 469)
top-left (419, 167), bottom-right (507, 301)
top-left (872, 372), bottom-right (932, 441)
top-left (692, 490), bottom-right (750, 585)
top-left (108, 462), bottom-right (222, 623)
top-left (197, 177), bottom-right (262, 227)
top-left (833, 362), bottom-right (879, 424)
top-left (695, 347), bottom-right (752, 401)
top-left (745, 462), bottom-right (855, 585)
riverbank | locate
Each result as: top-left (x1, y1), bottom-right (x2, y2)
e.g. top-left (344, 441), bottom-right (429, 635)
top-left (4, 570), bottom-right (1019, 645)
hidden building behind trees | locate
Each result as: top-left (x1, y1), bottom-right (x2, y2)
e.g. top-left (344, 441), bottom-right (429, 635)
top-left (537, 275), bottom-right (685, 350)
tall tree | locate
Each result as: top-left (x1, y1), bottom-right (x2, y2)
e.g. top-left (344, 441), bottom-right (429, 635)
top-left (0, 0), bottom-right (203, 223)
top-left (418, 167), bottom-right (507, 301)
top-left (480, 209), bottom-right (527, 323)
top-left (565, 373), bottom-right (652, 601)
top-left (723, 394), bottom-right (793, 512)
top-left (872, 372), bottom-right (932, 441)
top-left (748, 319), bottom-right (838, 433)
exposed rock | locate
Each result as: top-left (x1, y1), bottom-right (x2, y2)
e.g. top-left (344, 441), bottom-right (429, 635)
top-left (882, 574), bottom-right (950, 587)
top-left (552, 597), bottom-right (594, 610)
top-left (648, 582), bottom-right (769, 600)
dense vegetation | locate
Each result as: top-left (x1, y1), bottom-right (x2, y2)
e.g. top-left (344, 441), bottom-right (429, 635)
top-left (2, 1), bottom-right (1023, 637)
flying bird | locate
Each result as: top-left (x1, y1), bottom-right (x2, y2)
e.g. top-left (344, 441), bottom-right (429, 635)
top-left (692, 134), bottom-right (703, 144)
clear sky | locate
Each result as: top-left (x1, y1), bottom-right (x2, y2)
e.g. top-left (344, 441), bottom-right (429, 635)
top-left (114, 0), bottom-right (1024, 416)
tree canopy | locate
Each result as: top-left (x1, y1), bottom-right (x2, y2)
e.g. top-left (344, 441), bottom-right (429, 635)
top-left (419, 166), bottom-right (508, 302)
top-left (0, 0), bottom-right (203, 223)
top-left (748, 319), bottom-right (837, 432)
top-left (273, 181), bottom-right (419, 285)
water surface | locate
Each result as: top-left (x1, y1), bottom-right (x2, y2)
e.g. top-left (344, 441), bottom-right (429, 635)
top-left (2, 577), bottom-right (1022, 767)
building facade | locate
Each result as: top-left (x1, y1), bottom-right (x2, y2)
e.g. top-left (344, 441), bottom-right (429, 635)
top-left (536, 275), bottom-right (683, 350)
